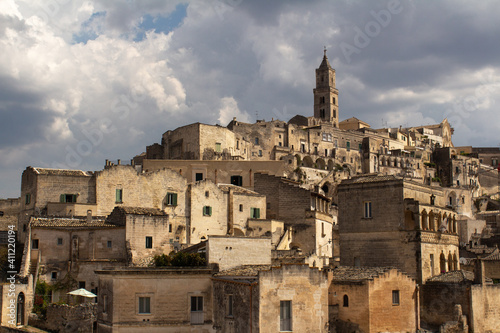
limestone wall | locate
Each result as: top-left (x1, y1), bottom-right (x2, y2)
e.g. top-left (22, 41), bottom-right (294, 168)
top-left (470, 284), bottom-right (500, 332)
top-left (207, 236), bottom-right (271, 271)
top-left (258, 264), bottom-right (329, 333)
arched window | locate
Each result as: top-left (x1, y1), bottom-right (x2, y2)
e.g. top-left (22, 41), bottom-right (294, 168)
top-left (448, 253), bottom-right (453, 271)
top-left (429, 211), bottom-right (435, 231)
top-left (343, 295), bottom-right (349, 307)
top-left (440, 253), bottom-right (446, 273)
top-left (421, 210), bottom-right (428, 230)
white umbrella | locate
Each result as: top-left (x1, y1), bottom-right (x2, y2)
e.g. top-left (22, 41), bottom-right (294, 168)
top-left (67, 288), bottom-right (97, 298)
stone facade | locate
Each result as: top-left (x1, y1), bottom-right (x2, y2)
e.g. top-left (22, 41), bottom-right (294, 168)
top-left (328, 266), bottom-right (418, 333)
top-left (96, 267), bottom-right (215, 333)
top-left (0, 280), bottom-right (32, 327)
top-left (338, 175), bottom-right (460, 283)
top-left (206, 236), bottom-right (271, 271)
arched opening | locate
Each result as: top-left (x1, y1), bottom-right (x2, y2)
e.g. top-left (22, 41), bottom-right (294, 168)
top-left (452, 216), bottom-right (457, 234)
top-left (429, 211), bottom-right (435, 231)
top-left (404, 210), bottom-right (415, 230)
top-left (448, 253), bottom-right (453, 271)
top-left (17, 292), bottom-right (25, 326)
top-left (440, 253), bottom-right (446, 273)
top-left (421, 210), bottom-right (428, 230)
top-left (448, 191), bottom-right (457, 207)
top-left (233, 228), bottom-right (245, 236)
top-left (437, 212), bottom-right (442, 230)
top-left (343, 295), bottom-right (349, 307)
top-left (453, 253), bottom-right (458, 270)
top-left (321, 182), bottom-right (331, 196)
top-left (327, 159), bottom-right (334, 171)
top-left (316, 158), bottom-right (326, 170)
top-left (303, 156), bottom-right (313, 168)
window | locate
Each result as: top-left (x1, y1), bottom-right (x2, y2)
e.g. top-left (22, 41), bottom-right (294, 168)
top-left (205, 191), bottom-right (209, 198)
top-left (145, 236), bottom-right (153, 249)
top-left (320, 96), bottom-right (325, 104)
top-left (191, 296), bottom-right (204, 324)
top-left (195, 173), bottom-right (203, 181)
top-left (115, 189), bottom-right (123, 203)
top-left (227, 295), bottom-right (233, 317)
top-left (166, 192), bottom-right (177, 206)
top-left (430, 254), bottom-right (434, 276)
top-left (364, 201), bottom-right (372, 218)
top-left (138, 297), bottom-right (151, 314)
top-left (107, 240), bottom-right (112, 248)
top-left (79, 281), bottom-right (86, 289)
top-left (215, 143), bottom-right (221, 153)
top-left (280, 300), bottom-right (292, 331)
top-left (354, 257), bottom-right (361, 267)
top-left (320, 109), bottom-right (326, 118)
top-left (346, 141), bottom-right (350, 151)
top-left (32, 239), bottom-right (39, 249)
top-left (169, 224), bottom-right (172, 233)
top-left (25, 194), bottom-right (31, 205)
top-left (255, 137), bottom-right (259, 145)
top-left (343, 295), bottom-right (349, 307)
top-left (203, 206), bottom-right (212, 216)
top-left (258, 150), bottom-right (263, 157)
top-left (60, 194), bottom-right (77, 203)
top-left (392, 290), bottom-right (400, 305)
top-left (231, 175), bottom-right (243, 186)
top-left (332, 97), bottom-right (336, 104)
top-left (250, 208), bottom-right (260, 219)
top-left (239, 204), bottom-right (243, 212)
top-left (57, 238), bottom-right (63, 245)
top-left (103, 295), bottom-right (108, 314)
top-left (358, 143), bottom-right (362, 151)
top-left (51, 272), bottom-right (58, 280)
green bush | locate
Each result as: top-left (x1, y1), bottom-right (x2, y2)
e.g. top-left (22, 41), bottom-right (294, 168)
top-left (153, 252), bottom-right (206, 267)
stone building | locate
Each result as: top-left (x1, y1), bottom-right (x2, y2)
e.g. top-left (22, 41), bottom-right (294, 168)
top-left (254, 173), bottom-right (335, 266)
top-left (420, 261), bottom-right (500, 332)
top-left (212, 264), bottom-right (329, 333)
top-left (328, 266), bottom-right (418, 333)
top-left (96, 267), bottom-right (215, 333)
top-left (338, 174), bottom-right (462, 283)
top-left (20, 216), bottom-right (127, 302)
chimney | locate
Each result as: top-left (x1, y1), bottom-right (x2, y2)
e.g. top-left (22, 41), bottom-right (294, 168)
top-left (117, 159), bottom-right (121, 165)
top-left (87, 210), bottom-right (92, 224)
top-left (474, 258), bottom-right (485, 284)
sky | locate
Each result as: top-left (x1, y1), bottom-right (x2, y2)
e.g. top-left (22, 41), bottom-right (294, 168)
top-left (1, 0), bottom-right (500, 198)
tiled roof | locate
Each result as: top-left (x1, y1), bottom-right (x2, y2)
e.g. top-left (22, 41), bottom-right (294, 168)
top-left (426, 270), bottom-right (476, 283)
top-left (30, 217), bottom-right (117, 228)
top-left (214, 265), bottom-right (272, 277)
top-left (340, 174), bottom-right (400, 185)
top-left (330, 266), bottom-right (395, 281)
top-left (483, 248), bottom-right (500, 261)
top-left (113, 206), bottom-right (167, 216)
top-left (217, 184), bottom-right (262, 196)
top-left (31, 167), bottom-right (91, 177)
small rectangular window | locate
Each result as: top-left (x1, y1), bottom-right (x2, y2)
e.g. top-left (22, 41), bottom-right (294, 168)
top-left (280, 300), bottom-right (292, 331)
top-left (195, 173), bottom-right (204, 181)
top-left (103, 295), bottom-right (108, 314)
top-left (250, 208), bottom-right (260, 219)
top-left (79, 281), bottom-right (86, 289)
top-left (60, 194), bottom-right (77, 203)
top-left (32, 239), bottom-right (39, 249)
top-left (25, 194), bottom-right (31, 205)
top-left (51, 272), bottom-right (58, 280)
top-left (239, 204), bottom-right (243, 212)
top-left (166, 192), bottom-right (177, 206)
top-left (115, 189), bottom-right (123, 203)
top-left (230, 175), bottom-right (243, 186)
top-left (191, 296), bottom-right (204, 324)
top-left (138, 297), bottom-right (151, 314)
top-left (169, 224), bottom-right (172, 233)
top-left (203, 206), bottom-right (212, 216)
top-left (215, 143), bottom-right (221, 153)
top-left (57, 238), bottom-right (63, 245)
top-left (258, 150), bottom-right (263, 157)
top-left (364, 201), bottom-right (372, 218)
top-left (107, 240), bottom-right (112, 248)
top-left (227, 295), bottom-right (233, 317)
top-left (145, 236), bottom-right (153, 249)
top-left (346, 141), bottom-right (351, 151)
top-left (392, 290), bottom-right (400, 305)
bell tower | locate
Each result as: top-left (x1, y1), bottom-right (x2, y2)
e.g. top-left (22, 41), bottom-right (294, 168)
top-left (313, 48), bottom-right (339, 127)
